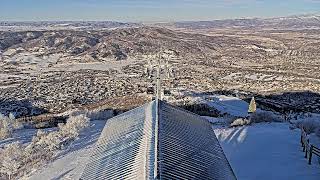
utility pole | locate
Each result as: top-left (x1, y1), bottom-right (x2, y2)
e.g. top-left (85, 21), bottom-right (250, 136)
top-left (156, 60), bottom-right (162, 101)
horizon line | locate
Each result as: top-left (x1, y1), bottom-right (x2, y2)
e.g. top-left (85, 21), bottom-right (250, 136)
top-left (1, 12), bottom-right (320, 24)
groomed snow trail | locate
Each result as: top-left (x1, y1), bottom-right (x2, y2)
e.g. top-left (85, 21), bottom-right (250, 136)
top-left (214, 123), bottom-right (320, 180)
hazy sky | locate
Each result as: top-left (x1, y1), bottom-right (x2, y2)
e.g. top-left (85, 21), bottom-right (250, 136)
top-left (1, 0), bottom-right (320, 22)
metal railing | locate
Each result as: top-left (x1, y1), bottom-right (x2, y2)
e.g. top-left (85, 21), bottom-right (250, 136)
top-left (300, 127), bottom-right (320, 165)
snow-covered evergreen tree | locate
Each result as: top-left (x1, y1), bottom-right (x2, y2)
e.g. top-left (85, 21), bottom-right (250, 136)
top-left (60, 114), bottom-right (89, 138)
top-left (0, 142), bottom-right (23, 179)
top-left (0, 114), bottom-right (90, 179)
top-left (9, 112), bottom-right (23, 130)
top-left (8, 113), bottom-right (15, 121)
top-left (248, 97), bottom-right (257, 114)
top-left (0, 114), bottom-right (12, 140)
top-left (43, 132), bottom-right (62, 151)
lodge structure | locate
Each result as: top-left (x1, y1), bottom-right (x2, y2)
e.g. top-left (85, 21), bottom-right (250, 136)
top-left (80, 100), bottom-right (236, 180)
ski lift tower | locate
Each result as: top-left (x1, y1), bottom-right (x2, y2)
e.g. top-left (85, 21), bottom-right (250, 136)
top-left (145, 50), bottom-right (173, 101)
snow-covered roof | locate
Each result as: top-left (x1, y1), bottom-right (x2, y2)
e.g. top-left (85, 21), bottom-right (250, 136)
top-left (80, 100), bottom-right (236, 180)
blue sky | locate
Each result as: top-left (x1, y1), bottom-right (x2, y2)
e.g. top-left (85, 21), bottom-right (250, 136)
top-left (1, 0), bottom-right (320, 22)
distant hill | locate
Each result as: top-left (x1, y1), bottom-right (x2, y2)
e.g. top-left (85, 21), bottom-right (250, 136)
top-left (0, 21), bottom-right (142, 31)
top-left (0, 27), bottom-right (222, 61)
top-left (158, 14), bottom-right (320, 29)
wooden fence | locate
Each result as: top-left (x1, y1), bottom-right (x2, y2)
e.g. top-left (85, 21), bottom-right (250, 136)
top-left (300, 127), bottom-right (320, 165)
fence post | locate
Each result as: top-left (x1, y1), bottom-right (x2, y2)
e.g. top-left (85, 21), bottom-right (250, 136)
top-left (305, 139), bottom-right (309, 158)
top-left (308, 145), bottom-right (313, 165)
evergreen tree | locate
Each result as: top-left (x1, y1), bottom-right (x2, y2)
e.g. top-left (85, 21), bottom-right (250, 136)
top-left (248, 97), bottom-right (257, 113)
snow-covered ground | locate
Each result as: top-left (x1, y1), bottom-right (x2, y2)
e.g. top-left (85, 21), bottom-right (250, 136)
top-left (206, 95), bottom-right (251, 117)
top-left (214, 123), bottom-right (320, 180)
top-left (0, 126), bottom-right (59, 148)
top-left (173, 93), bottom-right (252, 117)
top-left (202, 94), bottom-right (320, 179)
top-left (24, 120), bottom-right (106, 180)
top-left (222, 72), bottom-right (295, 82)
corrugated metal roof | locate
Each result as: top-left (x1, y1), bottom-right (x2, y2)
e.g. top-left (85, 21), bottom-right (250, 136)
top-left (158, 101), bottom-right (236, 180)
top-left (80, 100), bottom-right (236, 180)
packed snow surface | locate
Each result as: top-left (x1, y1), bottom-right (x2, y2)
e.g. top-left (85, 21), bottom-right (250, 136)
top-left (206, 95), bottom-right (251, 117)
top-left (214, 123), bottom-right (320, 180)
